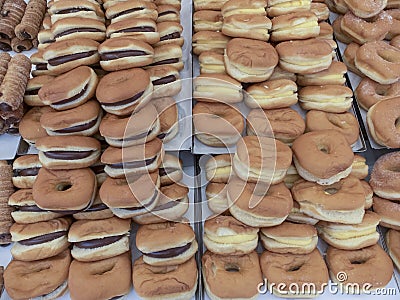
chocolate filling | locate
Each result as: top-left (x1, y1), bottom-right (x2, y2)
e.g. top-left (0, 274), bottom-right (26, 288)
top-left (53, 118), bottom-right (98, 134)
top-left (115, 26), bottom-right (155, 33)
top-left (57, 8), bottom-right (93, 14)
top-left (48, 50), bottom-right (97, 66)
top-left (109, 296), bottom-right (123, 300)
top-left (158, 11), bottom-right (175, 17)
top-left (113, 7), bottom-right (145, 19)
top-left (18, 205), bottom-right (46, 212)
top-left (84, 203), bottom-right (109, 212)
top-left (44, 150), bottom-right (94, 160)
top-left (21, 31), bottom-right (31, 39)
top-left (144, 242), bottom-right (191, 258)
top-left (75, 234), bottom-right (125, 249)
top-left (0, 41), bottom-right (11, 51)
top-left (0, 233), bottom-right (12, 245)
top-left (19, 231), bottom-right (67, 246)
top-left (0, 103), bottom-right (12, 112)
top-left (152, 75), bottom-right (176, 86)
top-left (120, 190), bottom-right (158, 211)
top-left (153, 198), bottom-right (182, 212)
top-left (55, 28), bottom-right (103, 39)
top-left (91, 164), bottom-right (105, 174)
top-left (157, 132), bottom-right (166, 139)
top-left (159, 167), bottom-right (177, 177)
top-left (101, 90), bottom-right (144, 107)
top-left (109, 155), bottom-right (157, 169)
top-left (100, 50), bottom-right (148, 61)
top-left (119, 127), bottom-right (153, 142)
top-left (24, 88), bottom-right (40, 96)
top-left (160, 32), bottom-right (180, 41)
top-left (14, 167), bottom-right (41, 177)
top-left (150, 58), bottom-right (179, 66)
top-left (35, 63), bottom-right (48, 71)
top-left (52, 84), bottom-right (88, 106)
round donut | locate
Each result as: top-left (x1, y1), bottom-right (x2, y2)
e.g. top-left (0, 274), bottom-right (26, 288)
top-left (343, 42), bottom-right (364, 76)
top-left (372, 196), bottom-right (400, 230)
top-left (305, 110), bottom-right (360, 145)
top-left (292, 130), bottom-right (354, 185)
top-left (355, 77), bottom-right (400, 110)
top-left (260, 249), bottom-right (329, 298)
top-left (4, 250), bottom-right (71, 300)
top-left (133, 256), bottom-right (198, 300)
top-left (367, 97), bottom-right (400, 148)
top-left (202, 250), bottom-right (262, 300)
top-left (246, 108), bottom-right (305, 145)
top-left (292, 176), bottom-right (366, 224)
top-left (386, 9), bottom-right (400, 40)
top-left (69, 252), bottom-right (132, 300)
top-left (386, 229), bottom-right (400, 271)
top-left (233, 135), bottom-right (293, 184)
top-left (355, 41), bottom-right (400, 84)
top-left (343, 0), bottom-right (388, 18)
top-left (370, 152), bottom-right (400, 200)
top-left (341, 11), bottom-right (392, 44)
top-left (326, 244), bottom-right (393, 292)
top-left (227, 176), bottom-right (293, 227)
top-left (193, 102), bottom-right (244, 147)
top-left (33, 168), bottom-right (97, 212)
top-left (332, 16), bottom-right (353, 44)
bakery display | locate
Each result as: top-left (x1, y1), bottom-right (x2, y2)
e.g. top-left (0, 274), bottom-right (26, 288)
top-left (0, 161), bottom-right (14, 246)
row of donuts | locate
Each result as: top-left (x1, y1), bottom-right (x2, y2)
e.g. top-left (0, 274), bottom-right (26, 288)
top-left (328, 0), bottom-right (400, 149)
top-left (0, 0), bottom-right (46, 52)
top-left (0, 53), bottom-right (31, 135)
top-left (200, 148), bottom-right (400, 299)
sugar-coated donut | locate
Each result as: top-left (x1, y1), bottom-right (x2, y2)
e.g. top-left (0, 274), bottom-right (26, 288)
top-left (133, 256), bottom-right (198, 300)
top-left (260, 249), bottom-right (329, 298)
top-left (202, 250), bottom-right (263, 300)
top-left (204, 215), bottom-right (259, 255)
top-left (355, 41), bottom-right (400, 84)
top-left (372, 196), bottom-right (400, 230)
top-left (227, 176), bottom-right (293, 227)
top-left (332, 16), bottom-right (353, 44)
top-left (305, 110), bottom-right (359, 145)
top-left (367, 97), bottom-right (400, 148)
top-left (246, 108), bottom-right (305, 144)
top-left (370, 152), bottom-right (400, 200)
top-left (386, 229), bottom-right (400, 271)
top-left (355, 77), bottom-right (400, 110)
top-left (292, 130), bottom-right (354, 185)
top-left (260, 221), bottom-right (318, 254)
top-left (33, 168), bottom-right (97, 213)
top-left (317, 211), bottom-right (380, 250)
top-left (292, 176), bottom-right (366, 224)
top-left (4, 250), bottom-right (71, 300)
top-left (343, 0), bottom-right (387, 18)
top-left (326, 244), bottom-right (393, 293)
top-left (325, 0), bottom-right (349, 14)
top-left (233, 135), bottom-right (292, 184)
top-left (386, 9), bottom-right (400, 40)
top-left (391, 35), bottom-right (400, 48)
top-left (69, 253), bottom-right (132, 300)
top-left (343, 42), bottom-right (364, 76)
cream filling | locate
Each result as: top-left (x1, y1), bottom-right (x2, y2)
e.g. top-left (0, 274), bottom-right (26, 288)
top-left (282, 57), bottom-right (330, 66)
top-left (264, 234), bottom-right (315, 246)
top-left (195, 86), bottom-right (240, 93)
top-left (300, 96), bottom-right (351, 103)
top-left (319, 227), bottom-right (377, 240)
top-left (274, 21), bottom-right (317, 31)
top-left (206, 233), bottom-right (257, 244)
top-left (199, 64), bottom-right (225, 71)
top-left (214, 166), bottom-right (231, 176)
top-left (271, 0), bottom-right (310, 8)
top-left (251, 91), bottom-right (295, 99)
top-left (223, 8), bottom-right (266, 17)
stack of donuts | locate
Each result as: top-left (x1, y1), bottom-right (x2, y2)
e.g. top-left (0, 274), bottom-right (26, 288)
top-left (329, 0), bottom-right (400, 148)
top-left (0, 0), bottom-right (47, 52)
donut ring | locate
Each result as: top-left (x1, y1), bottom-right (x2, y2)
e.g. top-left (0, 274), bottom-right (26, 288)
top-left (69, 253), bottom-right (132, 300)
top-left (373, 196), bottom-right (400, 230)
top-left (386, 9), bottom-right (400, 40)
top-left (355, 77), bottom-right (400, 110)
top-left (260, 249), bottom-right (329, 298)
top-left (367, 97), bottom-right (400, 148)
top-left (202, 251), bottom-right (263, 300)
top-left (33, 168), bottom-right (97, 212)
top-left (370, 152), bottom-right (400, 200)
top-left (343, 0), bottom-right (388, 18)
top-left (193, 102), bottom-right (244, 147)
top-left (341, 11), bottom-right (392, 44)
top-left (4, 250), bottom-right (71, 300)
top-left (355, 41), bottom-right (400, 84)
top-left (326, 244), bottom-right (393, 292)
top-left (305, 110), bottom-right (360, 146)
top-left (292, 130), bottom-right (354, 185)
